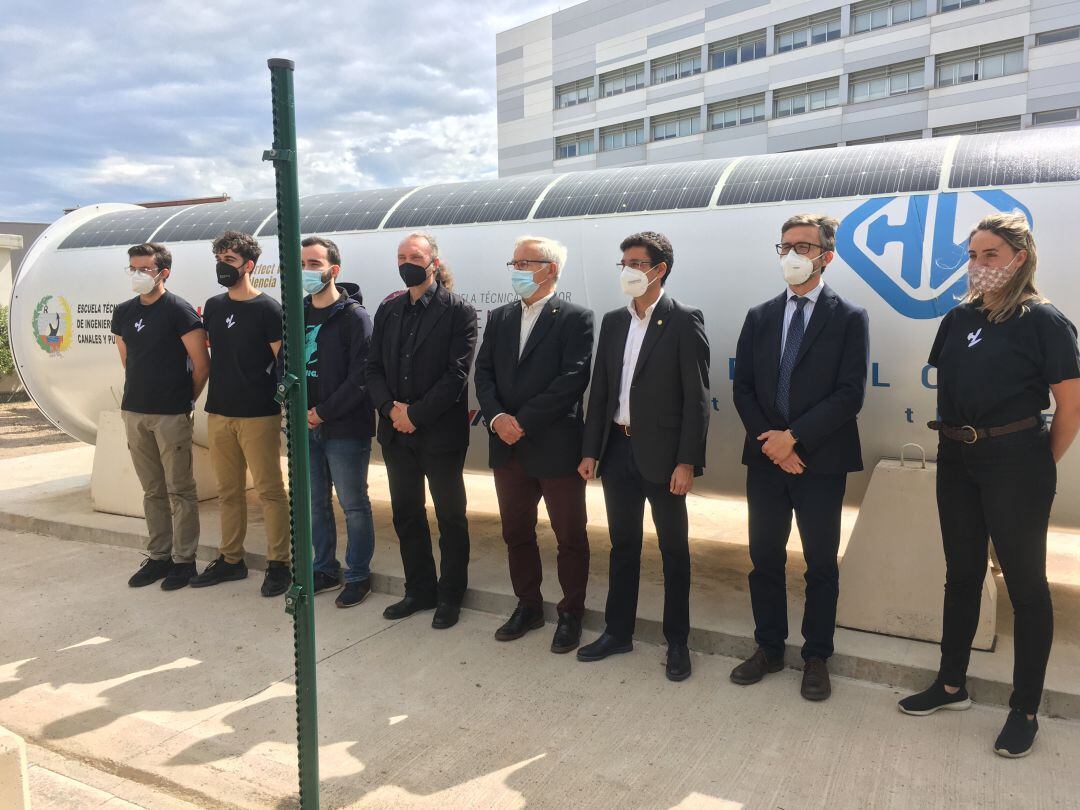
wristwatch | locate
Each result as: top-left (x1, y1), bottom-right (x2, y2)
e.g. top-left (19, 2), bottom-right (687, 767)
top-left (788, 429), bottom-right (799, 444)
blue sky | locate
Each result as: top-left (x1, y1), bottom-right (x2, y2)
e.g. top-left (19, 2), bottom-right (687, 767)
top-left (0, 0), bottom-right (562, 222)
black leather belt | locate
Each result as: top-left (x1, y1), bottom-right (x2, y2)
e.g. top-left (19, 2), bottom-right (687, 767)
top-left (927, 416), bottom-right (1040, 445)
top-left (613, 422), bottom-right (631, 437)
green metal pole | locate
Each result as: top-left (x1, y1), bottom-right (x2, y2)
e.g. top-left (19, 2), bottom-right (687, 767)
top-left (264, 57), bottom-right (320, 810)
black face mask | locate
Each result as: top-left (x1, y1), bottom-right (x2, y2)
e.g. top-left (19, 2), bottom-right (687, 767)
top-left (216, 260), bottom-right (242, 288)
top-left (398, 261), bottom-right (430, 288)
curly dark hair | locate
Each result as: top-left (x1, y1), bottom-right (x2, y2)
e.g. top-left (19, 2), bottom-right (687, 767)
top-left (619, 231), bottom-right (674, 285)
top-left (127, 242), bottom-right (172, 271)
top-left (211, 230), bottom-right (262, 265)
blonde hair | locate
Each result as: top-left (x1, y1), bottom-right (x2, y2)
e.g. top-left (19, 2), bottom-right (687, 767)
top-left (963, 211), bottom-right (1043, 324)
top-left (514, 235), bottom-right (568, 278)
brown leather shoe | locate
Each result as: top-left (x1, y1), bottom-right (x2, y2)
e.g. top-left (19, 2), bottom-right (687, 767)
top-left (801, 657), bottom-right (831, 701)
top-left (730, 648), bottom-right (784, 685)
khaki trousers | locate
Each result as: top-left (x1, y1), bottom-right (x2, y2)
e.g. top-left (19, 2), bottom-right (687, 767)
top-left (208, 413), bottom-right (291, 564)
top-left (122, 411), bottom-right (200, 563)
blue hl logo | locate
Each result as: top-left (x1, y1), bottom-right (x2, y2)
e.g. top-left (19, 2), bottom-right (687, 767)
top-left (836, 190), bottom-right (1033, 319)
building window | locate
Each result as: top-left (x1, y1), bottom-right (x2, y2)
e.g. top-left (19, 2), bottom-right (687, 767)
top-left (600, 64), bottom-right (646, 97)
top-left (1033, 107), bottom-right (1080, 126)
top-left (852, 0), bottom-right (927, 33)
top-left (774, 79), bottom-right (841, 118)
top-left (651, 48), bottom-right (703, 84)
top-left (601, 120), bottom-right (646, 151)
top-left (776, 10), bottom-right (841, 53)
top-left (847, 131), bottom-right (923, 144)
top-left (932, 116), bottom-right (1021, 136)
top-left (554, 78), bottom-right (594, 109)
top-left (1035, 26), bottom-right (1080, 47)
top-left (936, 40), bottom-right (1023, 87)
top-left (940, 0), bottom-right (994, 12)
top-left (708, 31), bottom-right (766, 69)
top-left (850, 60), bottom-right (925, 103)
top-left (708, 94), bottom-right (766, 129)
top-left (651, 108), bottom-right (702, 141)
top-left (555, 131), bottom-right (595, 159)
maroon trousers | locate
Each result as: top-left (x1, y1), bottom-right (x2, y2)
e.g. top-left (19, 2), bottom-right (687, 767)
top-left (493, 454), bottom-right (590, 617)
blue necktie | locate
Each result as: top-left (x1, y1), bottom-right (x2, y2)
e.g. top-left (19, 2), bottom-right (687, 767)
top-left (776, 296), bottom-right (808, 423)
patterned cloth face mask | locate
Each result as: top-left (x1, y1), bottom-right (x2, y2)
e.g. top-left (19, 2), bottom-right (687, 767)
top-left (969, 254), bottom-right (1019, 295)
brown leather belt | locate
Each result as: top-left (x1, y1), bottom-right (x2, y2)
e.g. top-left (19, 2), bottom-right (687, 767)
top-left (927, 416), bottom-right (1040, 445)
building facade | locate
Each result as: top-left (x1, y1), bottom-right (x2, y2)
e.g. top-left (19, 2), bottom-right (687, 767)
top-left (495, 0), bottom-right (1080, 176)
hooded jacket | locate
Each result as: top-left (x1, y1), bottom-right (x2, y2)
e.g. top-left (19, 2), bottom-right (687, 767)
top-left (304, 281), bottom-right (375, 440)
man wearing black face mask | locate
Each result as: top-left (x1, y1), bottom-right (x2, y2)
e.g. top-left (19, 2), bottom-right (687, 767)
top-left (366, 232), bottom-right (478, 629)
top-left (193, 231), bottom-right (291, 597)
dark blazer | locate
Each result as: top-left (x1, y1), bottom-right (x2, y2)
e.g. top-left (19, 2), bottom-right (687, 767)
top-left (304, 282), bottom-right (375, 440)
top-left (474, 297), bottom-right (594, 478)
top-left (582, 293), bottom-right (710, 485)
top-left (733, 283), bottom-right (869, 474)
top-left (365, 283), bottom-right (478, 453)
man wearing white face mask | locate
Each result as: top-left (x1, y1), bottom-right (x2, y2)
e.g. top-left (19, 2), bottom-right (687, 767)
top-left (731, 214), bottom-right (869, 701)
top-left (112, 242), bottom-right (209, 591)
top-left (577, 231), bottom-right (710, 682)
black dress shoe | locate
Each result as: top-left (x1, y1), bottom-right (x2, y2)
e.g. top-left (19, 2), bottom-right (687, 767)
top-left (801, 657), bottom-right (832, 701)
top-left (576, 631), bottom-right (632, 662)
top-left (666, 644), bottom-right (691, 682)
top-left (382, 595), bottom-right (437, 620)
top-left (431, 602), bottom-right (460, 629)
top-left (495, 604), bottom-right (544, 641)
top-left (730, 648), bottom-right (784, 685)
top-left (550, 613), bottom-right (582, 654)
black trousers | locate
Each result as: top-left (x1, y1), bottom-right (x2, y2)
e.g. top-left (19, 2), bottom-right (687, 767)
top-left (382, 441), bottom-right (470, 605)
top-left (600, 428), bottom-right (691, 645)
top-left (746, 464), bottom-right (847, 661)
top-left (937, 427), bottom-right (1056, 714)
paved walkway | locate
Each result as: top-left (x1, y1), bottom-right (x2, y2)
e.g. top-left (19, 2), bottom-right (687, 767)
top-left (3, 530), bottom-right (1080, 809)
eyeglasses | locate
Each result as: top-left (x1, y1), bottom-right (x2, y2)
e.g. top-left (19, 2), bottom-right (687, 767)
top-left (616, 260), bottom-right (655, 271)
top-left (124, 266), bottom-right (160, 277)
top-left (775, 242), bottom-right (824, 256)
top-left (506, 260), bottom-right (550, 271)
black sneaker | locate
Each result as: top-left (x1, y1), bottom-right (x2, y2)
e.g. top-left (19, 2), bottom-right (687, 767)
top-left (189, 556), bottom-right (248, 588)
top-left (312, 570), bottom-right (343, 594)
top-left (994, 709), bottom-right (1038, 758)
top-left (128, 558), bottom-right (171, 588)
top-left (336, 580), bottom-right (371, 608)
top-left (898, 681), bottom-right (972, 716)
top-left (261, 561), bottom-right (291, 598)
top-left (161, 562), bottom-right (197, 591)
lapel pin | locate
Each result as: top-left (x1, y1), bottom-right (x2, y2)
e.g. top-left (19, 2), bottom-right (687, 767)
top-left (657, 319), bottom-right (663, 326)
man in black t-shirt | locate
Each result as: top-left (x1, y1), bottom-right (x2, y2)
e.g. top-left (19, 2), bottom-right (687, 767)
top-left (112, 242), bottom-right (209, 591)
top-left (189, 231), bottom-right (292, 598)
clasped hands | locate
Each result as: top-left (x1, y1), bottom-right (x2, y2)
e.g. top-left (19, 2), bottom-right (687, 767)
top-left (491, 413), bottom-right (525, 445)
top-left (389, 401), bottom-right (417, 433)
top-left (758, 429), bottom-right (805, 474)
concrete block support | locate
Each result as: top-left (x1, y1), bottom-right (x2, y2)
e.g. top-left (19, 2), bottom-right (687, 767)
top-left (836, 455), bottom-right (997, 651)
top-left (0, 725), bottom-right (30, 810)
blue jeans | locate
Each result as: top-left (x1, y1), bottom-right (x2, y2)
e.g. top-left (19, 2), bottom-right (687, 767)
top-left (309, 428), bottom-right (375, 583)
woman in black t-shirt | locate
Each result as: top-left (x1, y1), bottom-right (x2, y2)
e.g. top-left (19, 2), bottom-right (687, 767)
top-left (898, 212), bottom-right (1080, 758)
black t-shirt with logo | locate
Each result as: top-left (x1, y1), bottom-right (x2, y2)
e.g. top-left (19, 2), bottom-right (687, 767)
top-left (203, 292), bottom-right (284, 418)
top-left (304, 304), bottom-right (334, 409)
top-left (929, 301), bottom-right (1080, 427)
top-left (111, 291), bottom-right (203, 414)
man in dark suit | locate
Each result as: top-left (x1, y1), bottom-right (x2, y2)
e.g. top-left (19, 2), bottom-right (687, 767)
top-left (731, 213), bottom-right (869, 701)
top-left (366, 232), bottom-right (478, 630)
top-left (474, 235), bottom-right (595, 654)
top-left (576, 231), bottom-right (710, 682)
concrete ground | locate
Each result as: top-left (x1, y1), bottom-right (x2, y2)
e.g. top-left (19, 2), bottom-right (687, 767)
top-left (2, 529), bottom-right (1080, 810)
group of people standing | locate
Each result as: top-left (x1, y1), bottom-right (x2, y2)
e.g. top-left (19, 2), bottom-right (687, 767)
top-left (110, 210), bottom-right (1079, 759)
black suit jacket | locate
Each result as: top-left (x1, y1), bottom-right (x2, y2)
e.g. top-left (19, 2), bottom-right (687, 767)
top-left (474, 297), bottom-right (594, 478)
top-left (733, 283), bottom-right (869, 474)
top-left (365, 284), bottom-right (478, 453)
top-left (582, 293), bottom-right (710, 485)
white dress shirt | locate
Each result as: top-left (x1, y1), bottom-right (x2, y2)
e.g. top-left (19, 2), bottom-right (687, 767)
top-left (490, 292), bottom-right (555, 432)
top-left (780, 281), bottom-right (823, 359)
top-left (615, 290), bottom-right (665, 425)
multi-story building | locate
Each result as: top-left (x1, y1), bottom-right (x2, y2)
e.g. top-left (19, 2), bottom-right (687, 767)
top-left (495, 0), bottom-right (1080, 176)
